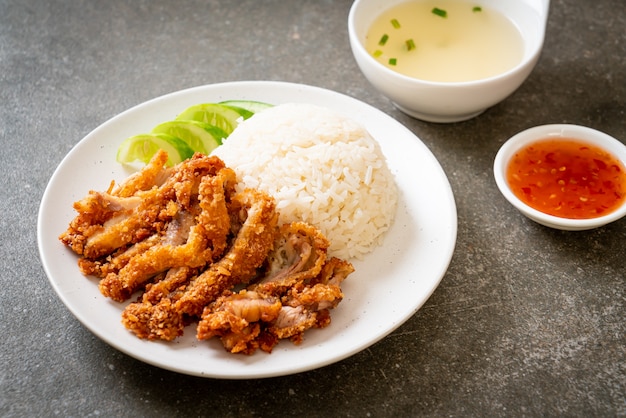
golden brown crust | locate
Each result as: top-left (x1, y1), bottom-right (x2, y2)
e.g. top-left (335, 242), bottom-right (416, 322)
top-left (60, 151), bottom-right (354, 353)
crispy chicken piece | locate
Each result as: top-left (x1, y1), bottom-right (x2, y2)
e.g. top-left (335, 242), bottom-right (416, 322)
top-left (312, 255), bottom-right (355, 286)
top-left (268, 306), bottom-right (321, 341)
top-left (59, 191), bottom-right (143, 256)
top-left (121, 266), bottom-right (198, 340)
top-left (90, 154), bottom-right (225, 260)
top-left (196, 290), bottom-right (283, 353)
top-left (121, 188), bottom-right (279, 340)
top-left (60, 152), bottom-right (226, 261)
top-left (197, 223), bottom-right (354, 354)
top-left (253, 222), bottom-right (331, 295)
top-left (174, 188), bottom-right (279, 317)
top-left (111, 149), bottom-right (170, 198)
top-left (77, 234), bottom-right (159, 278)
top-left (59, 150), bottom-right (168, 256)
top-left (99, 165), bottom-right (235, 301)
top-left (262, 257), bottom-right (353, 343)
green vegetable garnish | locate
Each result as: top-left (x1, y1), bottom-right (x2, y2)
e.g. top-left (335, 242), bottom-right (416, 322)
top-left (218, 100), bottom-right (273, 115)
top-left (432, 7), bottom-right (447, 18)
top-left (391, 18), bottom-right (401, 29)
top-left (117, 133), bottom-right (195, 167)
top-left (152, 120), bottom-right (226, 154)
top-left (116, 101), bottom-right (273, 166)
top-left (175, 103), bottom-right (245, 135)
top-left (379, 34), bottom-right (389, 46)
top-left (473, 6), bottom-right (482, 12)
top-left (406, 39), bottom-right (416, 51)
top-left (373, 50), bottom-right (383, 57)
top-left (389, 58), bottom-right (397, 66)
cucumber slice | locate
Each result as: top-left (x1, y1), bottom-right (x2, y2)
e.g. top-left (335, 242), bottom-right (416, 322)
top-left (116, 133), bottom-right (195, 166)
top-left (152, 120), bottom-right (227, 154)
top-left (218, 104), bottom-right (254, 120)
top-left (218, 100), bottom-right (273, 115)
top-left (175, 103), bottom-right (244, 134)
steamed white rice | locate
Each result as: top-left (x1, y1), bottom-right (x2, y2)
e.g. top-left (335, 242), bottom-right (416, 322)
top-left (211, 103), bottom-right (398, 260)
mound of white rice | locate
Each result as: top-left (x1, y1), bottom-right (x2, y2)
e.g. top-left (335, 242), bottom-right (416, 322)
top-left (212, 103), bottom-right (398, 260)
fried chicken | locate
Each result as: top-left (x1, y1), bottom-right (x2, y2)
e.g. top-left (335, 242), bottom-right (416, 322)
top-left (121, 266), bottom-right (198, 340)
top-left (99, 162), bottom-right (235, 301)
top-left (61, 150), bottom-right (354, 354)
top-left (196, 223), bottom-right (354, 354)
top-left (174, 188), bottom-right (279, 317)
top-left (60, 151), bottom-right (226, 261)
top-left (121, 187), bottom-right (278, 340)
top-left (60, 151), bottom-right (233, 302)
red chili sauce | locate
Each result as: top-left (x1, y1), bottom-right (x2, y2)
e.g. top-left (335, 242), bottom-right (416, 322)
top-left (506, 138), bottom-right (626, 219)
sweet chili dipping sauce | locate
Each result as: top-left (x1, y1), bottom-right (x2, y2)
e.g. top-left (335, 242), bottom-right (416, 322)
top-left (506, 138), bottom-right (626, 219)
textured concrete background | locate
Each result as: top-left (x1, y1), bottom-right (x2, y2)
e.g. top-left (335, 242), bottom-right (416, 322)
top-left (1, 0), bottom-right (624, 416)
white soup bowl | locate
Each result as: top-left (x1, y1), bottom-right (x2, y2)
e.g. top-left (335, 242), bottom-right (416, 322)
top-left (348, 0), bottom-right (550, 123)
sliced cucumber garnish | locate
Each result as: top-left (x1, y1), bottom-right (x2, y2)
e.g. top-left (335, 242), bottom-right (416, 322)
top-left (175, 103), bottom-right (244, 135)
top-left (116, 133), bottom-right (195, 166)
top-left (152, 120), bottom-right (227, 154)
top-left (116, 100), bottom-right (273, 167)
top-left (218, 100), bottom-right (273, 115)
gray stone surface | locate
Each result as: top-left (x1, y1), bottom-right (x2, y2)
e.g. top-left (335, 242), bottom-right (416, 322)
top-left (1, 0), bottom-right (624, 416)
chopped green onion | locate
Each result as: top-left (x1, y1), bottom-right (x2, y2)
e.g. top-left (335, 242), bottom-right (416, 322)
top-left (406, 39), bottom-right (416, 51)
top-left (473, 6), bottom-right (482, 12)
top-left (373, 50), bottom-right (383, 57)
top-left (432, 7), bottom-right (447, 18)
top-left (389, 58), bottom-right (397, 66)
top-left (379, 34), bottom-right (389, 46)
top-left (391, 18), bottom-right (401, 29)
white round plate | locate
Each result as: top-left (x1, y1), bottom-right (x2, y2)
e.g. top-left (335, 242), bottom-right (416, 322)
top-left (37, 81), bottom-right (457, 379)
